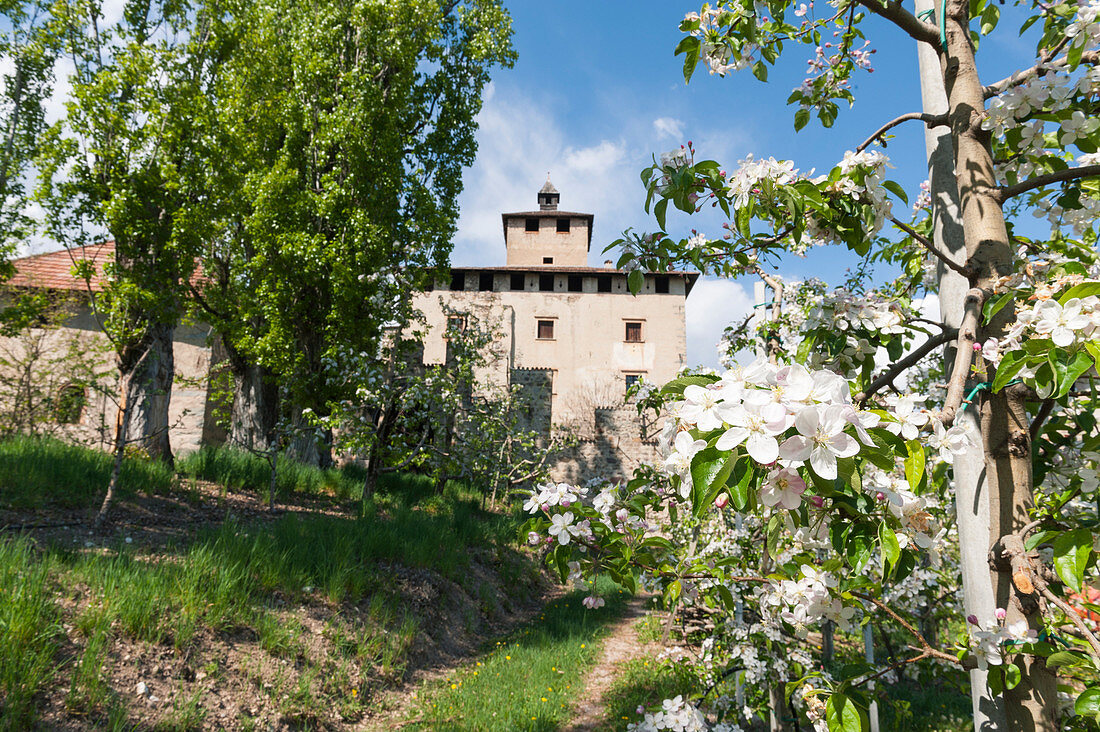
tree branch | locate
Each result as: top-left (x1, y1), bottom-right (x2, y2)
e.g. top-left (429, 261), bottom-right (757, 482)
top-left (936, 288), bottom-right (983, 426)
top-left (856, 112), bottom-right (947, 153)
top-left (1030, 399), bottom-right (1056, 443)
top-left (984, 49), bottom-right (1099, 99)
top-left (857, 327), bottom-right (958, 404)
top-left (1037, 583), bottom-right (1100, 665)
top-left (996, 165), bottom-right (1100, 203)
top-left (890, 216), bottom-right (971, 277)
top-left (853, 0), bottom-right (939, 44)
top-left (852, 591), bottom-right (967, 666)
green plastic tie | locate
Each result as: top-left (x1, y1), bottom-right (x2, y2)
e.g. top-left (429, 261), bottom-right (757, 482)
top-left (916, 4), bottom-right (948, 53)
top-left (958, 379), bottom-right (1022, 413)
top-left (755, 300), bottom-right (775, 308)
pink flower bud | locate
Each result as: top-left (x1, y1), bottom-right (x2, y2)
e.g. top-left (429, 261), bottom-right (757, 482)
top-left (714, 493), bottom-right (729, 509)
top-left (808, 496), bottom-right (824, 508)
top-left (972, 342), bottom-right (983, 352)
top-left (967, 614), bottom-right (979, 626)
top-left (875, 491), bottom-right (886, 501)
top-left (995, 608), bottom-right (1006, 620)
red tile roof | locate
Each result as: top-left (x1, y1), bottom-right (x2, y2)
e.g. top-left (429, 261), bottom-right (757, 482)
top-left (9, 241), bottom-right (115, 292)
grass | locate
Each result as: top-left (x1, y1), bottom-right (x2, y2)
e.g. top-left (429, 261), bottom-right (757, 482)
top-left (0, 538), bottom-right (62, 730)
top-left (597, 656), bottom-right (697, 731)
top-left (411, 576), bottom-right (629, 731)
top-left (0, 434), bottom-right (175, 509)
top-left (0, 440), bottom-right (540, 729)
top-left (176, 445), bottom-right (368, 501)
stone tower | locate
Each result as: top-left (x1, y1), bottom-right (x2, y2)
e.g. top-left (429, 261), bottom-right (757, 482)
top-left (501, 176), bottom-right (593, 267)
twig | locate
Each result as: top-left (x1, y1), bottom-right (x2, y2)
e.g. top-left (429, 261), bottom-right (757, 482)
top-left (853, 651), bottom-right (929, 688)
top-left (984, 49), bottom-right (1098, 98)
top-left (996, 165), bottom-right (1100, 203)
top-left (936, 289), bottom-right (983, 426)
top-left (889, 217), bottom-right (972, 277)
top-left (1037, 583), bottom-right (1100, 664)
top-left (857, 328), bottom-right (958, 404)
top-left (854, 0), bottom-right (940, 44)
top-left (852, 591), bottom-right (965, 666)
top-left (1030, 399), bottom-right (1056, 442)
top-left (856, 112), bottom-right (947, 153)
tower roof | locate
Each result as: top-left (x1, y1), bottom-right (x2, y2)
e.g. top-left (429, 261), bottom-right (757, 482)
top-left (539, 174), bottom-right (558, 195)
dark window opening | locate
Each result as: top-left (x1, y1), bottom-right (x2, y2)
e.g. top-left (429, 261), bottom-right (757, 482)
top-left (625, 374), bottom-right (641, 389)
top-left (537, 320), bottom-right (555, 339)
top-left (655, 275), bottom-right (670, 293)
top-left (510, 273), bottom-right (526, 291)
top-left (556, 218), bottom-right (570, 233)
top-left (539, 274), bottom-right (554, 291)
top-left (447, 315), bottom-right (466, 332)
top-left (525, 217), bottom-right (539, 232)
top-left (543, 256), bottom-right (554, 264)
top-left (597, 275), bottom-right (612, 293)
top-left (625, 321), bottom-right (643, 343)
top-left (478, 272), bottom-right (494, 291)
top-left (567, 275), bottom-right (583, 292)
top-left (450, 272), bottom-right (465, 291)
top-left (55, 384), bottom-right (86, 424)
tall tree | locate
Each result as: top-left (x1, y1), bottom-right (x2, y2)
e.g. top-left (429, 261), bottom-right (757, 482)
top-left (189, 0), bottom-right (515, 461)
top-left (37, 0), bottom-right (231, 464)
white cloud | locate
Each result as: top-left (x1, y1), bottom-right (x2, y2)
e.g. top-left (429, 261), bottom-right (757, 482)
top-left (652, 117), bottom-right (684, 141)
top-left (452, 84), bottom-right (641, 267)
top-left (685, 277), bottom-right (754, 369)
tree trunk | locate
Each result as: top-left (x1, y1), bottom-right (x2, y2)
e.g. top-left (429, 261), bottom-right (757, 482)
top-left (914, 4), bottom-right (1006, 725)
top-left (940, 1), bottom-right (1058, 727)
top-left (118, 321), bottom-right (174, 466)
top-left (284, 403), bottom-right (329, 467)
top-left (230, 361), bottom-right (278, 452)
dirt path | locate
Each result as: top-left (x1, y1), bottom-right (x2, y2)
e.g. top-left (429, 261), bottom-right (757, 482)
top-left (566, 596), bottom-right (657, 732)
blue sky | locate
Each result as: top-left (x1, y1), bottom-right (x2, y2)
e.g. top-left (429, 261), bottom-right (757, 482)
top-left (450, 1), bottom-right (1039, 367)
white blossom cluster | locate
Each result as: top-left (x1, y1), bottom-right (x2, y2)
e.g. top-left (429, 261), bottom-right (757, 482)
top-left (627, 694), bottom-right (744, 732)
top-left (969, 614), bottom-right (1039, 670)
top-left (982, 295), bottom-right (1100, 365)
top-left (1067, 0), bottom-right (1100, 50)
top-left (684, 4), bottom-right (760, 76)
top-left (660, 359), bottom-right (878, 494)
top-left (761, 564), bottom-right (856, 634)
top-left (805, 149), bottom-right (894, 246)
top-left (726, 154), bottom-right (800, 209)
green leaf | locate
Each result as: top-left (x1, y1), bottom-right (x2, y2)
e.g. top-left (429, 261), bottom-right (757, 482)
top-left (690, 448), bottom-right (733, 517)
top-left (826, 693), bottom-right (866, 732)
top-left (660, 374), bottom-right (720, 397)
top-left (627, 269), bottom-right (644, 295)
top-left (992, 350), bottom-right (1028, 392)
top-left (980, 4), bottom-right (1000, 34)
top-left (752, 60), bottom-right (768, 81)
top-left (1058, 281), bottom-right (1100, 304)
top-left (654, 198), bottom-right (669, 231)
top-left (1004, 662), bottom-right (1021, 689)
top-left (1075, 687), bottom-right (1100, 717)
top-left (1056, 350), bottom-right (1094, 398)
top-left (1087, 340), bottom-right (1100, 370)
top-left (904, 439), bottom-right (925, 490)
top-left (729, 458), bottom-right (754, 510)
top-left (1053, 529), bottom-right (1093, 593)
top-left (879, 522), bottom-right (900, 577)
top-left (882, 179), bottom-right (908, 204)
top-left (675, 36), bottom-right (702, 83)
top-left (1068, 40), bottom-right (1084, 70)
top-left (983, 291), bottom-right (1014, 324)
top-left (1047, 650), bottom-right (1090, 668)
top-left (794, 108), bottom-right (810, 131)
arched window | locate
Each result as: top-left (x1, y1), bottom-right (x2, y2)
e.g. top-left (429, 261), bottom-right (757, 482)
top-left (54, 383), bottom-right (87, 424)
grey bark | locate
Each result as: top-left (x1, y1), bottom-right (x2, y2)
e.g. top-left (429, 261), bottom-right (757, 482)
top-left (119, 321), bottom-right (174, 465)
top-left (914, 3), bottom-right (1006, 726)
top-left (230, 362), bottom-right (278, 453)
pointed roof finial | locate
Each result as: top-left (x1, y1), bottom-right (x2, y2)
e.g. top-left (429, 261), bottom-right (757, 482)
top-left (539, 173), bottom-right (558, 195)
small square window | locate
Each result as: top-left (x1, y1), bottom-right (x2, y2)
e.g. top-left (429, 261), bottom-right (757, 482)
top-left (543, 256), bottom-right (554, 264)
top-left (539, 274), bottom-right (554, 291)
top-left (447, 315), bottom-right (467, 333)
top-left (567, 275), bottom-right (583, 292)
top-left (510, 273), bottom-right (526, 291)
top-left (556, 218), bottom-right (570, 233)
top-left (625, 321), bottom-right (643, 343)
top-left (625, 374), bottom-right (643, 391)
top-left (537, 320), bottom-right (555, 339)
top-left (450, 272), bottom-right (465, 291)
top-left (525, 217), bottom-right (539, 232)
top-left (655, 275), bottom-right (670, 293)
top-left (478, 272), bottom-right (494, 291)
top-left (597, 275), bottom-right (612, 293)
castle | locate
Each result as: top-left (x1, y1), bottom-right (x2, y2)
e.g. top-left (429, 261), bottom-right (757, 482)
top-left (3, 179), bottom-right (696, 481)
top-left (413, 179), bottom-right (697, 480)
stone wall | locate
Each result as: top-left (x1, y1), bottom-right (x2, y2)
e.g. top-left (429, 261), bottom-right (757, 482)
top-left (551, 405), bottom-right (660, 484)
